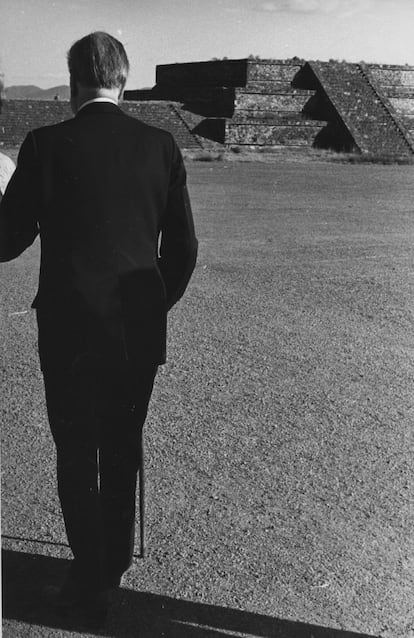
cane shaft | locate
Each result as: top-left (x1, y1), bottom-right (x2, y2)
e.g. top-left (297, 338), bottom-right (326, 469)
top-left (139, 431), bottom-right (145, 558)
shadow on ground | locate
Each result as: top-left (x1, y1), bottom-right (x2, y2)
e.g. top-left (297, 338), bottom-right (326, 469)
top-left (2, 549), bottom-right (379, 637)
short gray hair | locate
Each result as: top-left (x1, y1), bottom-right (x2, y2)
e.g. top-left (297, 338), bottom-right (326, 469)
top-left (67, 31), bottom-right (129, 90)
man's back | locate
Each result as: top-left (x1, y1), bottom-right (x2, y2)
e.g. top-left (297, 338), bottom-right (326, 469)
top-left (1, 101), bottom-right (197, 367)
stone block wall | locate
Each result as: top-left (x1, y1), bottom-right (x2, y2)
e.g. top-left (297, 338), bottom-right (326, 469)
top-left (246, 62), bottom-right (302, 83)
top-left (0, 99), bottom-right (72, 146)
top-left (156, 59), bottom-right (248, 88)
top-left (123, 101), bottom-right (201, 148)
top-left (127, 86), bottom-right (236, 118)
top-left (367, 65), bottom-right (414, 115)
top-left (230, 63), bottom-right (323, 147)
top-left (294, 61), bottom-right (414, 155)
top-left (0, 99), bottom-right (201, 148)
top-left (389, 98), bottom-right (414, 116)
top-left (366, 64), bottom-right (414, 145)
top-left (235, 90), bottom-right (313, 112)
top-left (126, 59), bottom-right (326, 149)
top-left (155, 59), bottom-right (304, 88)
top-left (226, 121), bottom-right (323, 146)
top-left (368, 66), bottom-right (414, 88)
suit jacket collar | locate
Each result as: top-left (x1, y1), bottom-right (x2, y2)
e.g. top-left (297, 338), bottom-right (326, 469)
top-left (75, 102), bottom-right (125, 117)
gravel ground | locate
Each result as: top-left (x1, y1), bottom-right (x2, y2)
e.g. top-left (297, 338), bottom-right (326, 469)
top-left (1, 159), bottom-right (414, 637)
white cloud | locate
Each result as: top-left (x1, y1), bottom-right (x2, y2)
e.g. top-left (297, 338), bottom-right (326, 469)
top-left (259, 1), bottom-right (280, 10)
top-left (254, 0), bottom-right (374, 16)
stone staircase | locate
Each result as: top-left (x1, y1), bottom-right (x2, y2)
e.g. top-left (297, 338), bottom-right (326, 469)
top-left (308, 61), bottom-right (414, 155)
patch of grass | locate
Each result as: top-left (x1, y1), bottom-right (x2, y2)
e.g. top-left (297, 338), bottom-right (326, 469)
top-left (333, 151), bottom-right (414, 165)
top-left (184, 150), bottom-right (224, 162)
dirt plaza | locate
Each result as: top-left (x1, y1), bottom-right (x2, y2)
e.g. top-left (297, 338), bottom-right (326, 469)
top-left (1, 158), bottom-right (413, 637)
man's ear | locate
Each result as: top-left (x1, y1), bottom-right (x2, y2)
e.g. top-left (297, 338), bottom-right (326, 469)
top-left (69, 76), bottom-right (79, 114)
top-left (70, 76), bottom-right (78, 98)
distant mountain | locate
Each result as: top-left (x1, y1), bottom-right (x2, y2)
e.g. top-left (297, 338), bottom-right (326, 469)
top-left (5, 85), bottom-right (70, 100)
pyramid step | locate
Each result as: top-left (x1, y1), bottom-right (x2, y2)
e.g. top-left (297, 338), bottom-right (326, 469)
top-left (156, 59), bottom-right (304, 88)
top-left (380, 86), bottom-right (414, 99)
top-left (368, 66), bottom-right (414, 88)
top-left (388, 97), bottom-right (414, 116)
top-left (235, 92), bottom-right (312, 111)
top-left (247, 62), bottom-right (302, 83)
top-left (156, 60), bottom-right (249, 88)
top-left (225, 122), bottom-right (322, 146)
top-left (232, 110), bottom-right (326, 126)
top-left (238, 82), bottom-right (313, 95)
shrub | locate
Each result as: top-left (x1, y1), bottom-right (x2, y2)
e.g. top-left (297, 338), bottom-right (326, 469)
top-left (184, 150), bottom-right (224, 162)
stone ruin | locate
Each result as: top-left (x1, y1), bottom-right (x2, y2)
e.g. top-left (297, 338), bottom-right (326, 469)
top-left (1, 58), bottom-right (414, 156)
top-left (125, 58), bottom-right (414, 156)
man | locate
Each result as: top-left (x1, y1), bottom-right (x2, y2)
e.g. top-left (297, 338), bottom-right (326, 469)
top-left (0, 32), bottom-right (197, 621)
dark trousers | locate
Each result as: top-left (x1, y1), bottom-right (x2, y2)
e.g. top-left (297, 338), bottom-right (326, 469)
top-left (42, 359), bottom-right (157, 590)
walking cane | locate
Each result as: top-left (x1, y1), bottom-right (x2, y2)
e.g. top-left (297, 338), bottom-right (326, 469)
top-left (139, 429), bottom-right (145, 558)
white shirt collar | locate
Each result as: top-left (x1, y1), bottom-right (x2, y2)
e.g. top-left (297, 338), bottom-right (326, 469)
top-left (77, 97), bottom-right (119, 113)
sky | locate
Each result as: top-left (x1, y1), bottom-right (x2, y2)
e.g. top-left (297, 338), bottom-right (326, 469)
top-left (1, 0), bottom-right (414, 89)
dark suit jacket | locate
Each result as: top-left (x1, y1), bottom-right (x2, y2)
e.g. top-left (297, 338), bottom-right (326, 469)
top-left (0, 102), bottom-right (198, 368)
